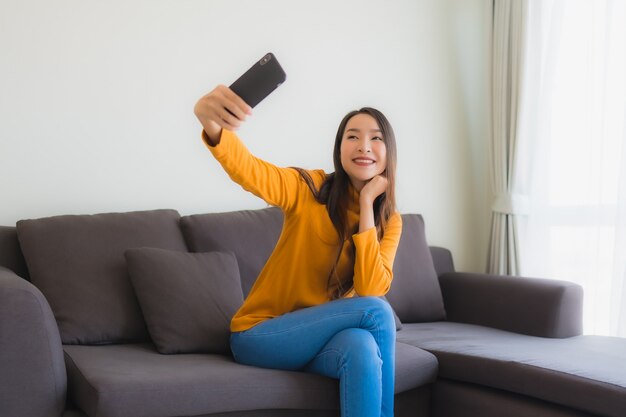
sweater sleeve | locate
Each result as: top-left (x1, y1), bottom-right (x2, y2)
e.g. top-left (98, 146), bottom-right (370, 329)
top-left (351, 212), bottom-right (403, 296)
top-left (203, 129), bottom-right (301, 211)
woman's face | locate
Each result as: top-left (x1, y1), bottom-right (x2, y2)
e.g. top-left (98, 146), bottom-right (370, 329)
top-left (340, 113), bottom-right (387, 192)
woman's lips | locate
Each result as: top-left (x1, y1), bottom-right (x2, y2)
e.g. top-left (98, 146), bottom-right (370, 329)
top-left (352, 158), bottom-right (375, 166)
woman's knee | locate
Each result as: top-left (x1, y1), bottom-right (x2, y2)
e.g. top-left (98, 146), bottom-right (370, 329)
top-left (353, 296), bottom-right (395, 331)
top-left (332, 328), bottom-right (382, 369)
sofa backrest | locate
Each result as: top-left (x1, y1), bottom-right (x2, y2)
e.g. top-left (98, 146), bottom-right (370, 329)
top-left (385, 214), bottom-right (446, 322)
top-left (180, 207), bottom-right (283, 297)
top-left (15, 209), bottom-right (188, 345)
top-left (0, 220), bottom-right (454, 283)
top-left (180, 207), bottom-right (447, 323)
top-left (1, 207), bottom-right (450, 343)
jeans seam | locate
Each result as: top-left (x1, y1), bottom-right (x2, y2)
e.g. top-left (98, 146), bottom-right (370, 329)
top-left (311, 347), bottom-right (343, 370)
top-left (361, 311), bottom-right (382, 344)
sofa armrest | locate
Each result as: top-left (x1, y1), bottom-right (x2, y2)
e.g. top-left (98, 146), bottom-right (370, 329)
top-left (439, 271), bottom-right (583, 338)
top-left (0, 266), bottom-right (66, 417)
top-left (429, 246), bottom-right (455, 276)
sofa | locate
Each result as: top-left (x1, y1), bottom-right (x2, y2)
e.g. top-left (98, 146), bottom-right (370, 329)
top-left (1, 207), bottom-right (625, 417)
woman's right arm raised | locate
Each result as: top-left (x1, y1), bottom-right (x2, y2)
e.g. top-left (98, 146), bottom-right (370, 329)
top-left (193, 85), bottom-right (253, 145)
top-left (193, 85), bottom-right (303, 211)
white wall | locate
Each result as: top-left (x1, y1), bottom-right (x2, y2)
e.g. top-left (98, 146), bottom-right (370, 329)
top-left (0, 0), bottom-right (491, 272)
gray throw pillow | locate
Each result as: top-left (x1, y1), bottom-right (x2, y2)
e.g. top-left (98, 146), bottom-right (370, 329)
top-left (382, 296), bottom-right (403, 331)
top-left (386, 214), bottom-right (446, 322)
top-left (125, 248), bottom-right (243, 354)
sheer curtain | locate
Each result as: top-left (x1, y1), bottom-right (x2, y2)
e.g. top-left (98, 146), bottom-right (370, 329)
top-left (486, 0), bottom-right (528, 276)
top-left (517, 0), bottom-right (626, 336)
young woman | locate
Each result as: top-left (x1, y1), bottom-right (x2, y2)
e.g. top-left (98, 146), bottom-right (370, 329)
top-left (194, 85), bottom-right (402, 417)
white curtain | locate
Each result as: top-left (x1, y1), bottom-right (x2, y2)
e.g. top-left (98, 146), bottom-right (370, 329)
top-left (517, 0), bottom-right (626, 336)
top-left (486, 0), bottom-right (529, 275)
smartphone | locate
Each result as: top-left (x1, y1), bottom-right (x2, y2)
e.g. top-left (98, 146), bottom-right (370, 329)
top-left (229, 52), bottom-right (286, 108)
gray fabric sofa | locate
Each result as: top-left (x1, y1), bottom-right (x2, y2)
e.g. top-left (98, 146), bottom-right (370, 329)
top-left (1, 207), bottom-right (625, 417)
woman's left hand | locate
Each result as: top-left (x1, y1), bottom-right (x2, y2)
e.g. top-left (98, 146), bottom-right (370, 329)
top-left (360, 175), bottom-right (388, 205)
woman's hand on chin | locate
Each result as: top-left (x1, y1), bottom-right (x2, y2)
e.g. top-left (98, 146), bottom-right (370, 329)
top-left (360, 175), bottom-right (388, 206)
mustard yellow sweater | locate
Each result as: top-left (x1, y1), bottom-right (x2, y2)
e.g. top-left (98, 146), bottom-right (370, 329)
top-left (203, 129), bottom-right (403, 332)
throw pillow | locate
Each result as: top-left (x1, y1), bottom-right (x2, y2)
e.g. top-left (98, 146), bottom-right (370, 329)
top-left (125, 247), bottom-right (243, 354)
top-left (382, 296), bottom-right (403, 331)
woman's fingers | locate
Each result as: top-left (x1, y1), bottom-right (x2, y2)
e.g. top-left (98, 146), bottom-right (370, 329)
top-left (216, 85), bottom-right (252, 123)
top-left (216, 104), bottom-right (243, 130)
top-left (360, 175), bottom-right (388, 204)
top-left (371, 175), bottom-right (388, 196)
top-left (222, 85), bottom-right (253, 117)
top-left (195, 84), bottom-right (254, 134)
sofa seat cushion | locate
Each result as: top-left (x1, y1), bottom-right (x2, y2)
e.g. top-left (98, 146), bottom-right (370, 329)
top-left (395, 342), bottom-right (439, 390)
top-left (64, 343), bottom-right (337, 417)
top-left (398, 322), bottom-right (626, 417)
top-left (17, 209), bottom-right (188, 345)
top-left (64, 341), bottom-right (436, 417)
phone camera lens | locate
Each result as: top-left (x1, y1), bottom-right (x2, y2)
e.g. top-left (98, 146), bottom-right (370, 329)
top-left (260, 54), bottom-right (271, 65)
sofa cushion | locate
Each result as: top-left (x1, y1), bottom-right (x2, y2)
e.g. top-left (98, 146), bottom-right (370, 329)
top-left (395, 342), bottom-right (439, 390)
top-left (386, 214), bottom-right (446, 322)
top-left (398, 322), bottom-right (626, 417)
top-left (63, 341), bottom-right (436, 417)
top-left (125, 248), bottom-right (244, 354)
top-left (180, 207), bottom-right (283, 297)
top-left (64, 343), bottom-right (337, 417)
top-left (16, 209), bottom-right (187, 345)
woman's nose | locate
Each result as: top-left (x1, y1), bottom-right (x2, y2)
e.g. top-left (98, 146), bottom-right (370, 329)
top-left (358, 141), bottom-right (371, 153)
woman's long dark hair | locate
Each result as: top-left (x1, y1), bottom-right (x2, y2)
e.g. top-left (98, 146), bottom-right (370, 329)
top-left (293, 107), bottom-right (397, 299)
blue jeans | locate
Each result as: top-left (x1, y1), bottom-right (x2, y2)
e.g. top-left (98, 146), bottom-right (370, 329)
top-left (230, 297), bottom-right (396, 417)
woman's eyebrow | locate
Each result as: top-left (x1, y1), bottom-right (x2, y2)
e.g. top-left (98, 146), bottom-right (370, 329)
top-left (346, 128), bottom-right (382, 133)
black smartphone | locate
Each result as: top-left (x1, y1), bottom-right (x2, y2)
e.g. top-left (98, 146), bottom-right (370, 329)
top-left (229, 52), bottom-right (286, 108)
